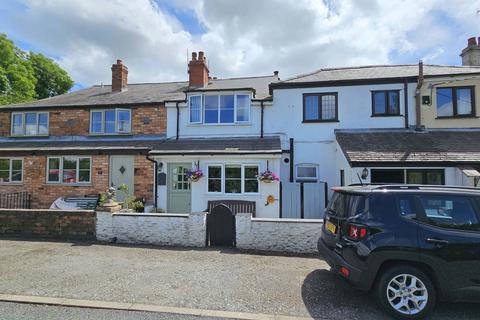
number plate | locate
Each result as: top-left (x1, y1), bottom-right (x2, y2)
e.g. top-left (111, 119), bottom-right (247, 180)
top-left (326, 220), bottom-right (337, 235)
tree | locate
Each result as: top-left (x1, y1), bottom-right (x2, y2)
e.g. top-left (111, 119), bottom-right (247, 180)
top-left (0, 33), bottom-right (74, 105)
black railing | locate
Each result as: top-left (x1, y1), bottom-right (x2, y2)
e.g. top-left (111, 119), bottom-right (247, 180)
top-left (0, 191), bottom-right (31, 209)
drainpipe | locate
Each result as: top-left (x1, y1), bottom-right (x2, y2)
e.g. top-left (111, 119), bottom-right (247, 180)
top-left (289, 138), bottom-right (294, 183)
top-left (260, 100), bottom-right (264, 138)
top-left (146, 154), bottom-right (158, 209)
top-left (404, 78), bottom-right (409, 129)
top-left (176, 101), bottom-right (180, 140)
top-left (415, 60), bottom-right (424, 130)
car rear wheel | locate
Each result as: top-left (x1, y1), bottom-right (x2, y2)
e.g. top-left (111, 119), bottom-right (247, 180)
top-left (374, 265), bottom-right (436, 319)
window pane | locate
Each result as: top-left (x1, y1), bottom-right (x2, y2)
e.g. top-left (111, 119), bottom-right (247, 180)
top-left (11, 159), bottom-right (22, 171)
top-left (79, 158), bottom-right (90, 170)
top-left (437, 88), bottom-right (453, 117)
top-left (388, 91), bottom-right (399, 114)
top-left (297, 166), bottom-right (317, 179)
top-left (25, 113), bottom-right (37, 135)
top-left (304, 95), bottom-right (319, 120)
top-left (62, 157), bottom-right (77, 183)
top-left (189, 96), bottom-right (202, 123)
top-left (406, 171), bottom-right (423, 184)
top-left (12, 114), bottom-right (23, 135)
top-left (117, 110), bottom-right (131, 133)
top-left (204, 95), bottom-right (219, 123)
top-left (0, 159), bottom-right (10, 182)
top-left (91, 112), bottom-right (103, 133)
top-left (321, 95), bottom-right (336, 120)
top-left (0, 159), bottom-right (9, 171)
top-left (104, 110), bottom-right (116, 133)
top-left (0, 170), bottom-right (9, 182)
top-left (79, 170), bottom-right (90, 182)
top-left (11, 159), bottom-right (22, 182)
top-left (426, 171), bottom-right (444, 185)
top-left (48, 158), bottom-right (60, 182)
top-left (371, 169), bottom-right (405, 184)
top-left (208, 166), bottom-right (222, 192)
top-left (220, 95), bottom-right (234, 123)
top-left (373, 91), bottom-right (386, 114)
top-left (236, 95), bottom-right (250, 122)
top-left (225, 166), bottom-right (241, 193)
top-left (244, 166), bottom-right (258, 179)
top-left (244, 166), bottom-right (259, 193)
top-left (419, 195), bottom-right (479, 231)
top-left (38, 113), bottom-right (48, 134)
top-left (457, 88), bottom-right (472, 115)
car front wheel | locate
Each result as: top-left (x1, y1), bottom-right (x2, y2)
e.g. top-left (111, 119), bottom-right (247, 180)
top-left (374, 265), bottom-right (436, 319)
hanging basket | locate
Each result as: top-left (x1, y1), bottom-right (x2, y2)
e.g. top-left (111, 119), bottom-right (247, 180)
top-left (257, 170), bottom-right (279, 183)
top-left (186, 169), bottom-right (203, 182)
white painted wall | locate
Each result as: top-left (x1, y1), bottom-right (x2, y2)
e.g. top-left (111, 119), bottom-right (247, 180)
top-left (235, 212), bottom-right (323, 253)
top-left (154, 155), bottom-right (281, 218)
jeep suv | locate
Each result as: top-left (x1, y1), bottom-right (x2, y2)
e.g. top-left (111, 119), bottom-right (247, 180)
top-left (318, 185), bottom-right (480, 319)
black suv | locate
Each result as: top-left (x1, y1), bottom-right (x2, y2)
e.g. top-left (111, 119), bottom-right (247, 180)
top-left (318, 185), bottom-right (480, 319)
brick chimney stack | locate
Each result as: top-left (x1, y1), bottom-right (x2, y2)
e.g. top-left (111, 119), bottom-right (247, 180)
top-left (188, 51), bottom-right (209, 87)
top-left (460, 37), bottom-right (480, 66)
top-left (111, 59), bottom-right (128, 92)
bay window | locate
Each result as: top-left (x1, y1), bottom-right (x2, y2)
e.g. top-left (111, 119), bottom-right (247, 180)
top-left (0, 158), bottom-right (23, 183)
top-left (207, 164), bottom-right (259, 194)
top-left (11, 112), bottom-right (49, 136)
top-left (90, 109), bottom-right (131, 134)
top-left (47, 156), bottom-right (91, 184)
top-left (189, 93), bottom-right (251, 124)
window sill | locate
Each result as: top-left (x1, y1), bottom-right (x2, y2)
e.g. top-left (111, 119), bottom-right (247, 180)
top-left (435, 115), bottom-right (478, 119)
top-left (187, 122), bottom-right (252, 127)
top-left (302, 120), bottom-right (339, 123)
top-left (371, 114), bottom-right (403, 117)
top-left (206, 193), bottom-right (261, 197)
top-left (88, 133), bottom-right (133, 137)
top-left (45, 183), bottom-right (92, 187)
top-left (0, 182), bottom-right (23, 186)
top-left (9, 134), bottom-right (49, 138)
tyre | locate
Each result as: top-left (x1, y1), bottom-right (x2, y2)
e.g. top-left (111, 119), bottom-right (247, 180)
top-left (374, 265), bottom-right (436, 319)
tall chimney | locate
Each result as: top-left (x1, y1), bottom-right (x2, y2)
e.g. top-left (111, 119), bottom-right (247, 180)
top-left (460, 37), bottom-right (480, 66)
top-left (188, 51), bottom-right (209, 87)
top-left (111, 59), bottom-right (128, 92)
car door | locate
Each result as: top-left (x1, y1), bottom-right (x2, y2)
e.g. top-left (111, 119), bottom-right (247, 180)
top-left (416, 193), bottom-right (480, 300)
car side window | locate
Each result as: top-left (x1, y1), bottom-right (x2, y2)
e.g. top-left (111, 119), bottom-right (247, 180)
top-left (398, 196), bottom-right (417, 219)
top-left (417, 195), bottom-right (480, 231)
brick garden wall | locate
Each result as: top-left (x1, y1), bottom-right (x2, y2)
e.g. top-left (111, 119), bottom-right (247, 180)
top-left (0, 208), bottom-right (96, 240)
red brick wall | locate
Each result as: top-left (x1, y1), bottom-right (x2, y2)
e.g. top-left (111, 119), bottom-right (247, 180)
top-left (0, 155), bottom-right (153, 209)
top-left (0, 104), bottom-right (166, 137)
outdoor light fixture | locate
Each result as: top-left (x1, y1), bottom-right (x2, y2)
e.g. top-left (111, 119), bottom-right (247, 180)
top-left (361, 168), bottom-right (369, 180)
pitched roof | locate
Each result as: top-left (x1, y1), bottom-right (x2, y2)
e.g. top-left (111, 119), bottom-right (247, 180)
top-left (149, 136), bottom-right (282, 155)
top-left (336, 129), bottom-right (480, 165)
top-left (2, 75), bottom-right (278, 110)
top-left (274, 64), bottom-right (480, 85)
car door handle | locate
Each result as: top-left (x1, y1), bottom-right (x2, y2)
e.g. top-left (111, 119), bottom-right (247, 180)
top-left (425, 238), bottom-right (449, 246)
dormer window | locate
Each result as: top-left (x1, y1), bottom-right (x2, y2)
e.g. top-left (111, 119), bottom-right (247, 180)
top-left (189, 93), bottom-right (250, 124)
top-left (11, 112), bottom-right (49, 136)
top-left (90, 109), bottom-right (131, 134)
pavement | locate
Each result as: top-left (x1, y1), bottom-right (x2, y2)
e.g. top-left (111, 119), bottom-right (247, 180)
top-left (0, 239), bottom-right (479, 319)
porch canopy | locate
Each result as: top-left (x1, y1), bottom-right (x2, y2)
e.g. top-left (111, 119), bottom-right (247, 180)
top-left (149, 136), bottom-right (282, 155)
top-left (336, 129), bottom-right (480, 167)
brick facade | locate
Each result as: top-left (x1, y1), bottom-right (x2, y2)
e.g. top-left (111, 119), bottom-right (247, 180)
top-left (0, 104), bottom-right (165, 137)
top-left (0, 154), bottom-right (154, 209)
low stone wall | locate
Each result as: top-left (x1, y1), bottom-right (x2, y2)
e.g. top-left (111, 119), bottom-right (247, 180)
top-left (235, 212), bottom-right (323, 254)
top-left (96, 211), bottom-right (207, 247)
top-left (0, 208), bottom-right (96, 240)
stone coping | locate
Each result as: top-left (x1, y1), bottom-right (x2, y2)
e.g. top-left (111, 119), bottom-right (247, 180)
top-left (0, 208), bottom-right (94, 213)
top-left (251, 218), bottom-right (323, 223)
top-left (102, 211), bottom-right (206, 218)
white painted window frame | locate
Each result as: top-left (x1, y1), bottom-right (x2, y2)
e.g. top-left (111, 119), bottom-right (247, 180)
top-left (89, 109), bottom-right (132, 134)
top-left (295, 163), bottom-right (319, 182)
top-left (188, 95), bottom-right (203, 124)
top-left (11, 112), bottom-right (49, 136)
top-left (189, 92), bottom-right (251, 125)
top-left (0, 157), bottom-right (23, 183)
top-left (46, 156), bottom-right (92, 184)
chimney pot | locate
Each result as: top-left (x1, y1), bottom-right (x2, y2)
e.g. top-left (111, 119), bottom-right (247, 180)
top-left (117, 59), bottom-right (123, 64)
top-left (468, 37), bottom-right (477, 46)
top-left (273, 70), bottom-right (279, 76)
top-left (192, 52), bottom-right (197, 61)
top-left (198, 51), bottom-right (204, 60)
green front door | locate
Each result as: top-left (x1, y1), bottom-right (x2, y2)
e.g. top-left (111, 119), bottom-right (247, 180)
top-left (167, 163), bottom-right (191, 213)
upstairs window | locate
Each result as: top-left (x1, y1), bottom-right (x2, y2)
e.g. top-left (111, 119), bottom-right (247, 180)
top-left (436, 87), bottom-right (475, 118)
top-left (11, 112), bottom-right (49, 136)
top-left (90, 109), bottom-right (131, 134)
top-left (189, 94), bottom-right (250, 124)
top-left (303, 93), bottom-right (338, 122)
top-left (295, 164), bottom-right (319, 182)
top-left (372, 90), bottom-right (400, 116)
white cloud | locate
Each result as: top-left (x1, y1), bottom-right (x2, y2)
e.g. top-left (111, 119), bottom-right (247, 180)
top-left (3, 0), bottom-right (479, 86)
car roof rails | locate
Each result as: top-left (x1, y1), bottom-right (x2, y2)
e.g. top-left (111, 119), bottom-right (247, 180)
top-left (372, 184), bottom-right (480, 192)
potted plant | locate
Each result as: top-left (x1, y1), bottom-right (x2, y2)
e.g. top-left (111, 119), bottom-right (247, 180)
top-left (257, 170), bottom-right (279, 183)
top-left (186, 168), bottom-right (203, 182)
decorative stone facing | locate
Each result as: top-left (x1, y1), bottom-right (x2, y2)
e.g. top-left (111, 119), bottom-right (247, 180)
top-left (235, 212), bottom-right (323, 254)
top-left (96, 211), bottom-right (207, 247)
top-left (0, 208), bottom-right (96, 240)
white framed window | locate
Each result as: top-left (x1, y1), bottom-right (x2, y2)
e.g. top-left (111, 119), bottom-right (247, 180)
top-left (90, 109), bottom-right (131, 134)
top-left (11, 112), bottom-right (49, 136)
top-left (47, 156), bottom-right (91, 184)
top-left (0, 158), bottom-right (23, 183)
top-left (207, 164), bottom-right (259, 194)
top-left (295, 164), bottom-right (319, 182)
top-left (189, 93), bottom-right (251, 124)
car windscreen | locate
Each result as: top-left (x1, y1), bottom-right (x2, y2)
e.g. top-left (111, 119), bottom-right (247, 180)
top-left (327, 192), bottom-right (367, 218)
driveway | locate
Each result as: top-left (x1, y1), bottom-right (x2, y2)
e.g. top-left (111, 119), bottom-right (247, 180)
top-left (0, 239), bottom-right (478, 319)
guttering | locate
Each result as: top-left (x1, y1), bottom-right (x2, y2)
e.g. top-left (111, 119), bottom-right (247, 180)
top-left (404, 78), bottom-right (409, 129)
top-left (148, 150), bottom-right (283, 156)
top-left (145, 154), bottom-right (158, 209)
top-left (415, 61), bottom-right (424, 130)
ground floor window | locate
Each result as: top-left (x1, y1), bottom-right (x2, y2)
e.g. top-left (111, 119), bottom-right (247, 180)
top-left (47, 156), bottom-right (91, 184)
top-left (0, 158), bottom-right (23, 183)
top-left (370, 168), bottom-right (444, 185)
top-left (207, 164), bottom-right (259, 194)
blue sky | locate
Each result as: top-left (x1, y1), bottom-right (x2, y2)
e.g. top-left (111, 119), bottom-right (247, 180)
top-left (1, 0), bottom-right (479, 89)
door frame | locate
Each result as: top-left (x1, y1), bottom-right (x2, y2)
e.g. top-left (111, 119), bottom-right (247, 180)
top-left (167, 162), bottom-right (192, 213)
